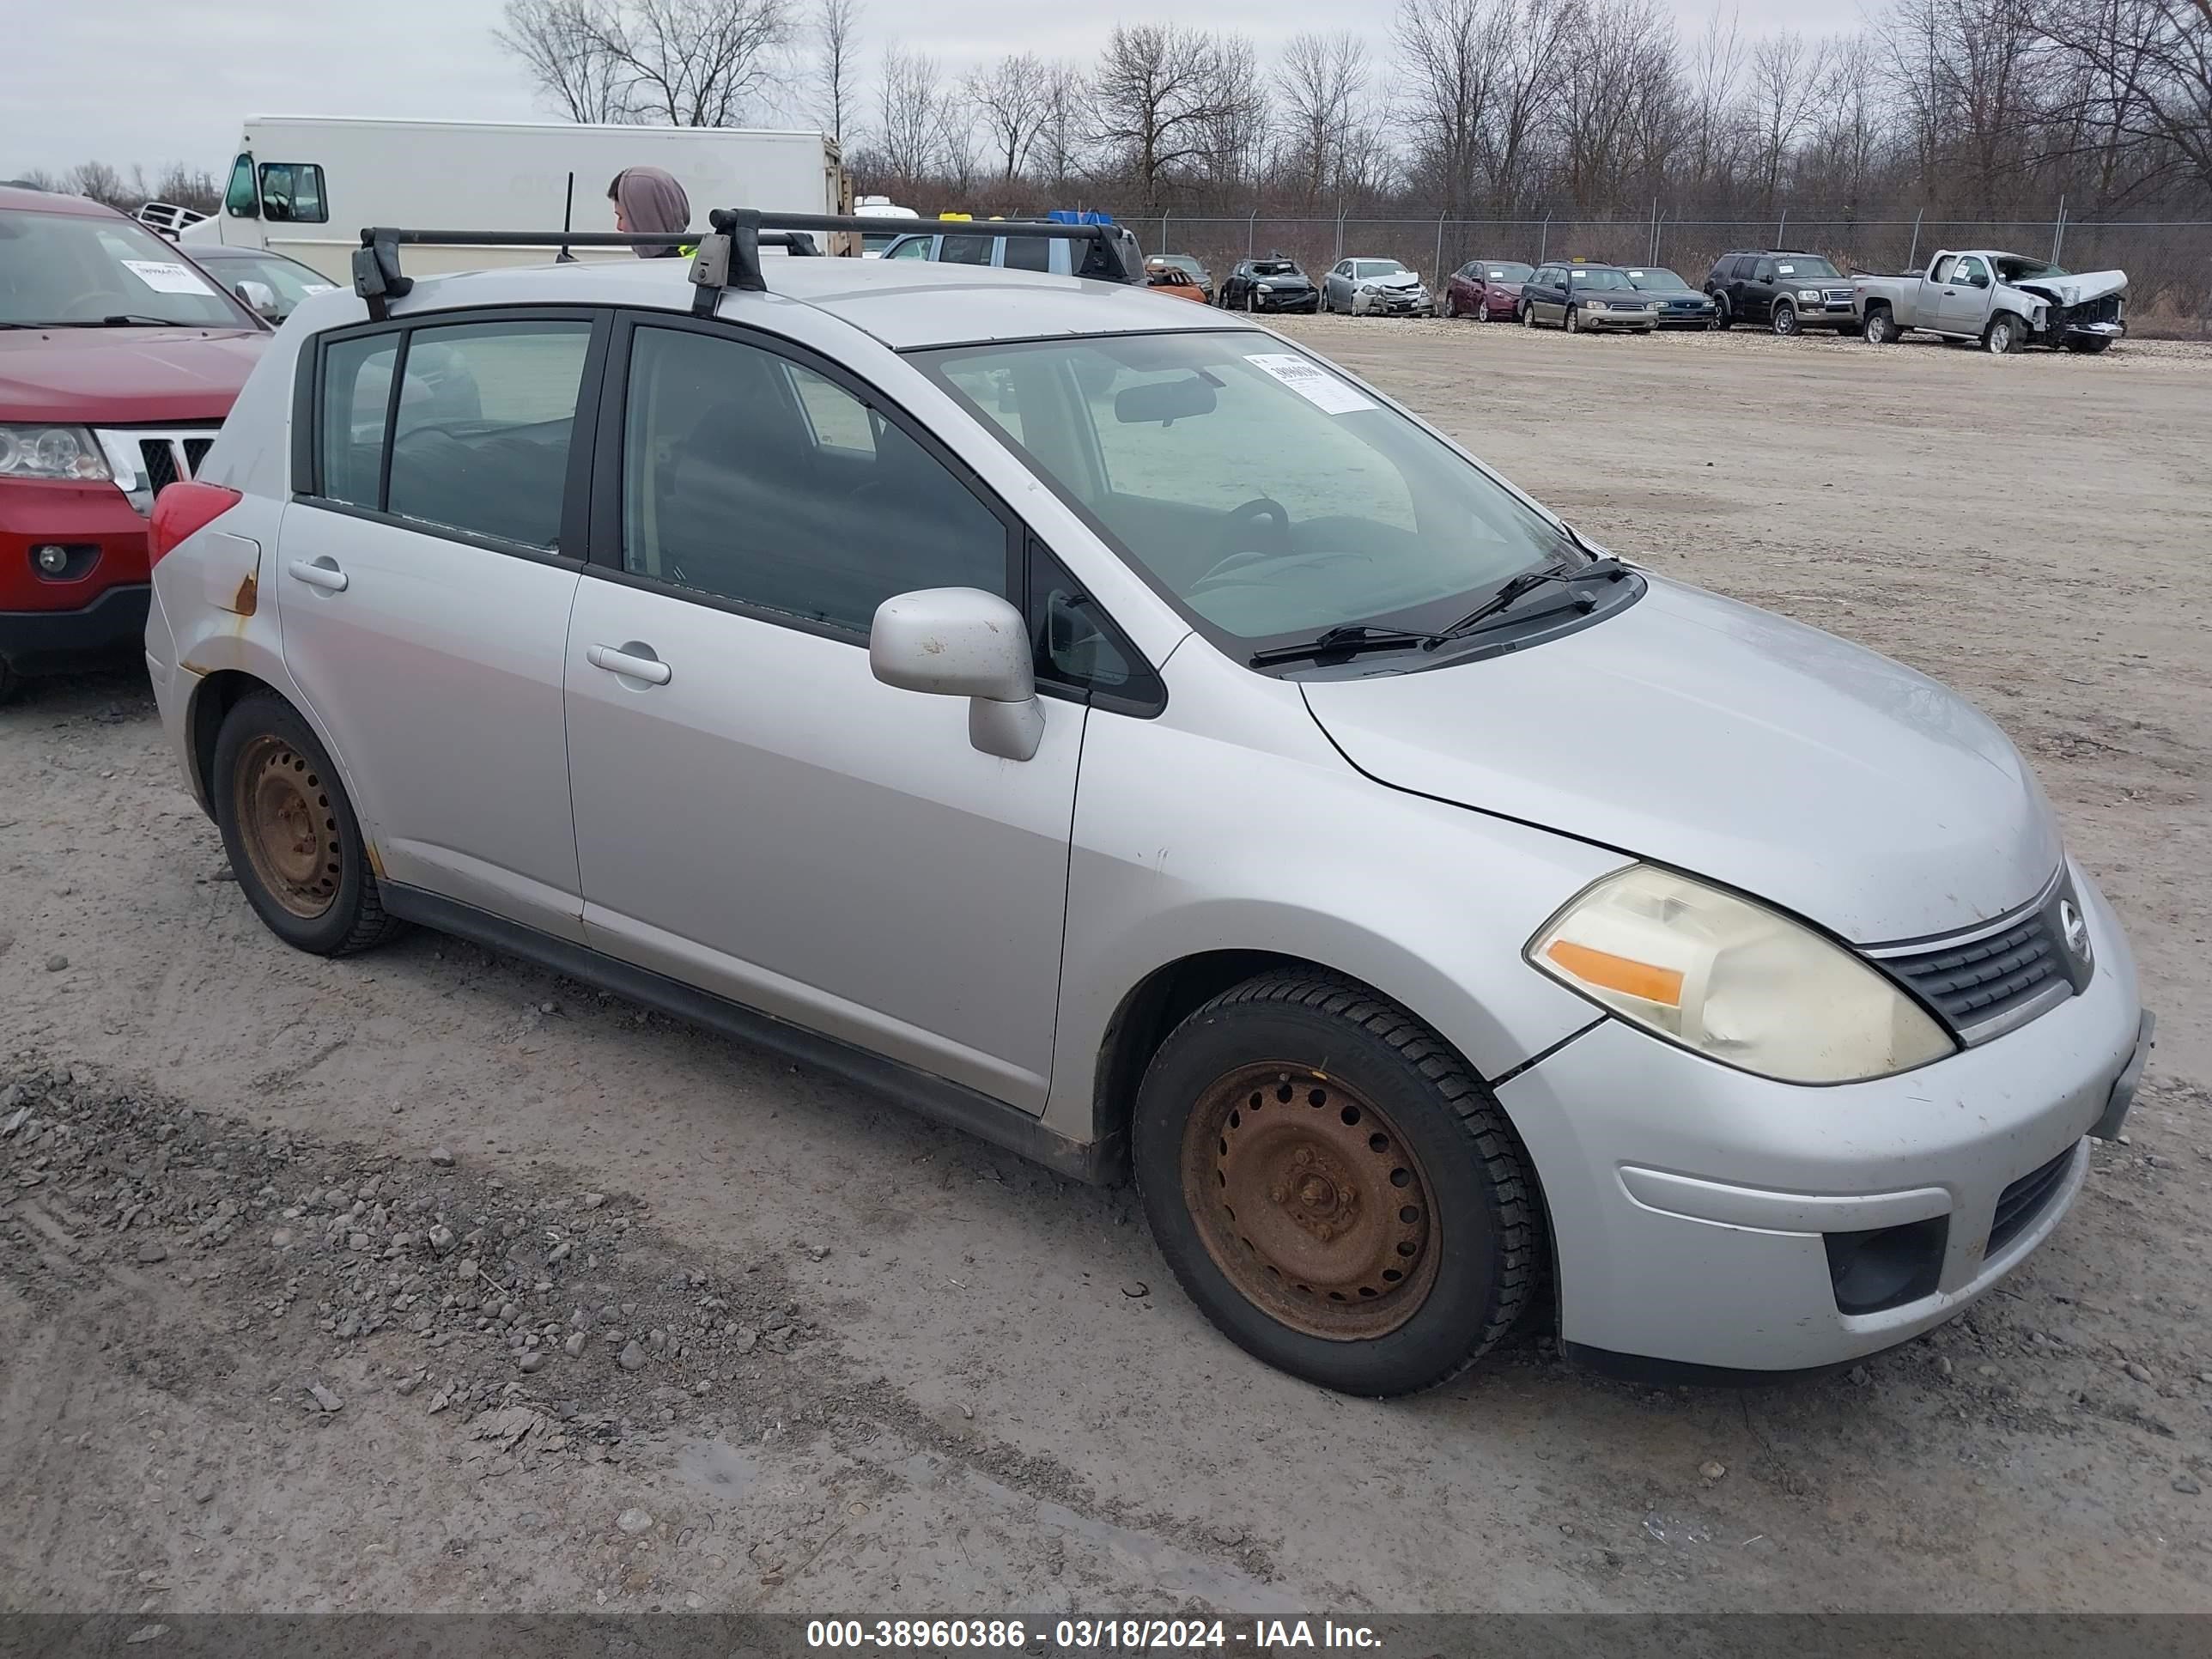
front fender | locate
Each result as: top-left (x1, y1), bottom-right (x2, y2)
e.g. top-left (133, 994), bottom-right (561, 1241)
top-left (1042, 668), bottom-right (1626, 1147)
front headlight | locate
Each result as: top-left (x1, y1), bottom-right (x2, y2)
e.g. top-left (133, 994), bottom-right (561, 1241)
top-left (1797, 288), bottom-right (1821, 302)
top-left (0, 425), bottom-right (112, 483)
top-left (1583, 299), bottom-right (1608, 311)
top-left (1255, 283), bottom-right (1273, 293)
top-left (1527, 866), bottom-right (1955, 1084)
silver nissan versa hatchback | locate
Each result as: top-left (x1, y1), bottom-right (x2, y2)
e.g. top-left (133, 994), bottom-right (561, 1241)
top-left (143, 213), bottom-right (2152, 1395)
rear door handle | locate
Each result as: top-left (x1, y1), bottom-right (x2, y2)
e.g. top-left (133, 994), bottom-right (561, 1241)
top-left (586, 643), bottom-right (672, 686)
top-left (288, 557), bottom-right (348, 592)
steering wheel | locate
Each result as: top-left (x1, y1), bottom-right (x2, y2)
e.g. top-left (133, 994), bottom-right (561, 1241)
top-left (1193, 498), bottom-right (1292, 585)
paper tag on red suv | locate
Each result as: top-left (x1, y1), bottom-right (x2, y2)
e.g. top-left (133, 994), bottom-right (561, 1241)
top-left (122, 259), bottom-right (217, 295)
top-left (1244, 353), bottom-right (1376, 416)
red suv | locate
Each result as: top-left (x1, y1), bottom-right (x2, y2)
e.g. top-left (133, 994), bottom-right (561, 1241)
top-left (0, 185), bottom-right (268, 701)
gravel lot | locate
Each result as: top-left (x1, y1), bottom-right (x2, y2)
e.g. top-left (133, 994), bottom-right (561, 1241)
top-left (3, 319), bottom-right (2209, 1617)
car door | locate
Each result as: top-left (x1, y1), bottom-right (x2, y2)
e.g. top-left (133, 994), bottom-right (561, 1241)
top-left (276, 310), bottom-right (603, 940)
top-left (1324, 259), bottom-right (1347, 309)
top-left (1937, 254), bottom-right (1991, 334)
top-left (561, 313), bottom-right (1085, 1108)
top-left (1535, 268), bottom-right (1564, 322)
top-left (1742, 258), bottom-right (1775, 319)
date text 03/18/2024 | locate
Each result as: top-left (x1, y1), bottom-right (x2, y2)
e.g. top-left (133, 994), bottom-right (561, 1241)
top-left (805, 1619), bottom-right (1385, 1650)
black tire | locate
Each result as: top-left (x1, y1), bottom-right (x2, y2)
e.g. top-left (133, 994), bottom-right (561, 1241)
top-left (1520, 302), bottom-right (1537, 328)
top-left (0, 659), bottom-right (21, 708)
top-left (1771, 300), bottom-right (1800, 337)
top-left (1863, 307), bottom-right (1899, 345)
top-left (211, 690), bottom-right (404, 957)
top-left (2066, 336), bottom-right (2112, 354)
top-left (1985, 313), bottom-right (2024, 354)
top-left (1132, 971), bottom-right (1541, 1396)
top-left (1565, 305), bottom-right (1581, 334)
top-left (1711, 295), bottom-right (1731, 330)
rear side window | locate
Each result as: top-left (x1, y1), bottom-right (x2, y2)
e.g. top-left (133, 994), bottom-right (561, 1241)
top-left (258, 163), bottom-right (327, 224)
top-left (313, 317), bottom-right (592, 551)
top-left (1001, 235), bottom-right (1050, 273)
top-left (940, 234), bottom-right (993, 265)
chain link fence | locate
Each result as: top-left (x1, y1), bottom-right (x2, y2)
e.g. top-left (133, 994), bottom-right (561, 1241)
top-left (1114, 211), bottom-right (2212, 333)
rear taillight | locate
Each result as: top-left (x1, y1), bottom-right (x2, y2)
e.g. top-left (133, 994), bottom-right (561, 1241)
top-left (149, 480), bottom-right (242, 566)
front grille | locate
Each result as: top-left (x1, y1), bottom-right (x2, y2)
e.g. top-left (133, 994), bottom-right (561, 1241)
top-left (1823, 287), bottom-right (1852, 304)
top-left (1988, 1146), bottom-right (2075, 1256)
top-left (2062, 294), bottom-right (2122, 325)
top-left (92, 426), bottom-right (220, 514)
top-left (1869, 868), bottom-right (2092, 1043)
top-left (1885, 913), bottom-right (2063, 1025)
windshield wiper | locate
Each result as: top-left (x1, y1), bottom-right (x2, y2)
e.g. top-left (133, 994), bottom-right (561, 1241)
top-left (1249, 624), bottom-right (1440, 668)
top-left (1424, 555), bottom-right (1626, 648)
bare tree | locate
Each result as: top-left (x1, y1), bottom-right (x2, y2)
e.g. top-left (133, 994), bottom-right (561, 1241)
top-left (969, 52), bottom-right (1053, 182)
top-left (498, 0), bottom-right (631, 122)
top-left (1087, 25), bottom-right (1250, 210)
top-left (64, 161), bottom-right (132, 211)
top-left (496, 0), bottom-right (795, 126)
top-left (1686, 4), bottom-right (1747, 191)
top-left (1553, 0), bottom-right (1678, 208)
top-left (876, 44), bottom-right (948, 190)
top-left (1275, 33), bottom-right (1368, 204)
top-left (1745, 31), bottom-right (1826, 204)
top-left (1034, 62), bottom-right (1088, 191)
top-left (2037, 0), bottom-right (2212, 198)
top-left (1395, 0), bottom-right (1500, 218)
top-left (811, 0), bottom-right (862, 145)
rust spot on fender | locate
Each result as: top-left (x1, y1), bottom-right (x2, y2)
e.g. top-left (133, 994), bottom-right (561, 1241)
top-left (231, 570), bottom-right (258, 617)
top-left (180, 660), bottom-right (212, 678)
top-left (363, 842), bottom-right (387, 880)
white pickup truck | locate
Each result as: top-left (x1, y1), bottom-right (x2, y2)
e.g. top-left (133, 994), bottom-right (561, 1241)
top-left (1853, 250), bottom-right (2127, 354)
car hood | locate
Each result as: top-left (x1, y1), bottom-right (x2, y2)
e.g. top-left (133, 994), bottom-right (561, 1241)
top-left (1298, 577), bottom-right (2061, 945)
top-left (1362, 270), bottom-right (1425, 289)
top-left (2014, 268), bottom-right (2127, 306)
top-left (0, 326), bottom-right (266, 425)
top-left (1634, 286), bottom-right (1707, 303)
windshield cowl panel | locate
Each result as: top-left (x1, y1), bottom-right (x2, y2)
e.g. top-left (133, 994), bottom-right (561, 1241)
top-left (915, 329), bottom-right (1607, 677)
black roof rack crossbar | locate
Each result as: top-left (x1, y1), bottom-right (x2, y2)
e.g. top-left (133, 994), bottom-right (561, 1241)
top-left (354, 208), bottom-right (1141, 322)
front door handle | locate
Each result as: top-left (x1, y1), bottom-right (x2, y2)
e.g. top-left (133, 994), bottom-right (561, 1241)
top-left (586, 642), bottom-right (672, 686)
top-left (288, 556), bottom-right (348, 592)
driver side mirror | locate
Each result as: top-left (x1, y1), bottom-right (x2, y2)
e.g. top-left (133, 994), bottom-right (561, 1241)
top-left (234, 279), bottom-right (281, 321)
top-left (869, 588), bottom-right (1044, 763)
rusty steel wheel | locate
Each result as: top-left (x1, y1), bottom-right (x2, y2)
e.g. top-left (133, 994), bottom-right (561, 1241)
top-left (212, 692), bottom-right (401, 957)
top-left (1181, 1061), bottom-right (1441, 1341)
top-left (231, 733), bottom-right (343, 920)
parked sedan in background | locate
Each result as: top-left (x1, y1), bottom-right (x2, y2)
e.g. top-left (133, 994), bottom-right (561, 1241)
top-left (1518, 264), bottom-right (1662, 332)
top-left (1621, 267), bottom-right (1716, 328)
top-left (1442, 259), bottom-right (1534, 319)
top-left (1322, 258), bottom-right (1431, 315)
top-left (185, 244), bottom-right (338, 324)
top-left (1148, 252), bottom-right (1214, 303)
top-left (1218, 257), bottom-right (1320, 313)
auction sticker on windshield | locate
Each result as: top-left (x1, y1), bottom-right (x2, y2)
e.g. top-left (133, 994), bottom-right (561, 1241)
top-left (1245, 352), bottom-right (1376, 416)
top-left (122, 259), bottom-right (217, 295)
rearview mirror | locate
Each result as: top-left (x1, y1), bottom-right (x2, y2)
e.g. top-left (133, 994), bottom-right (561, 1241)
top-left (1115, 375), bottom-right (1215, 426)
top-left (234, 279), bottom-right (281, 320)
top-left (869, 587), bottom-right (1043, 762)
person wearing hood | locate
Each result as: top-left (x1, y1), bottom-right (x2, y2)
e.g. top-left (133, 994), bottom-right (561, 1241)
top-left (608, 167), bottom-right (694, 257)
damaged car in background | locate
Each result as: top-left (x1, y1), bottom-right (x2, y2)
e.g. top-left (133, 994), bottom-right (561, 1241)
top-left (1854, 251), bottom-right (2126, 354)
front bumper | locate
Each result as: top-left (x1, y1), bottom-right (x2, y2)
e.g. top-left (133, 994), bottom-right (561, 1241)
top-left (1246, 290), bottom-right (1320, 313)
top-left (1498, 864), bottom-right (2146, 1375)
top-left (2058, 320), bottom-right (2126, 342)
top-left (1350, 289), bottom-right (1430, 315)
top-left (1573, 307), bottom-right (1662, 330)
top-left (1652, 303), bottom-right (1717, 328)
top-left (0, 477), bottom-right (154, 673)
top-left (1784, 297), bottom-right (1861, 329)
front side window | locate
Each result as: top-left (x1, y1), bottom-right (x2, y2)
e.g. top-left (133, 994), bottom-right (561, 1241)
top-left (330, 319), bottom-right (594, 548)
top-left (884, 235), bottom-right (931, 259)
top-left (0, 206), bottom-right (253, 328)
top-left (225, 154), bottom-right (258, 217)
top-left (1953, 255), bottom-right (1990, 286)
top-left (258, 163), bottom-right (327, 224)
top-left (920, 331), bottom-right (1577, 651)
top-left (621, 325), bottom-right (1007, 633)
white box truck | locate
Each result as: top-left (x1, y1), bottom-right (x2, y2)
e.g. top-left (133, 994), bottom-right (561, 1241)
top-left (180, 117), bottom-right (849, 281)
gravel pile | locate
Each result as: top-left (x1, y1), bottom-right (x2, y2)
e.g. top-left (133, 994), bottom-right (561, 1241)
top-left (1, 1058), bottom-right (827, 1446)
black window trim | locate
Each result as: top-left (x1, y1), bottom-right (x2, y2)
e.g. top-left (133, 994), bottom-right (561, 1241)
top-left (289, 303), bottom-right (610, 570)
top-left (585, 307), bottom-right (1165, 716)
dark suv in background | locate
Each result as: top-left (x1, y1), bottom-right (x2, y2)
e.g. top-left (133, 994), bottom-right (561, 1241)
top-left (1705, 250), bottom-right (1859, 335)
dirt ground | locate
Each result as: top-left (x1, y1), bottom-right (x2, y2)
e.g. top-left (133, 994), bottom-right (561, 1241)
top-left (3, 320), bottom-right (2209, 1619)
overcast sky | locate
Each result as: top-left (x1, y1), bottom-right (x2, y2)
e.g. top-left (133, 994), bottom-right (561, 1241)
top-left (14, 0), bottom-right (1803, 181)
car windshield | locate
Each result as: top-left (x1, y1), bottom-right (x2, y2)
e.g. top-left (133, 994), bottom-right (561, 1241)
top-left (917, 331), bottom-right (1578, 651)
top-left (1352, 260), bottom-right (1407, 277)
top-left (1771, 256), bottom-right (1842, 279)
top-left (1253, 261), bottom-right (1301, 276)
top-left (1480, 263), bottom-right (1533, 282)
top-left (200, 249), bottom-right (332, 310)
top-left (1625, 268), bottom-right (1687, 289)
top-left (1992, 254), bottom-right (2068, 281)
top-left (1568, 269), bottom-right (1632, 289)
top-left (0, 208), bottom-right (252, 328)
top-left (1161, 255), bottom-right (1204, 276)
